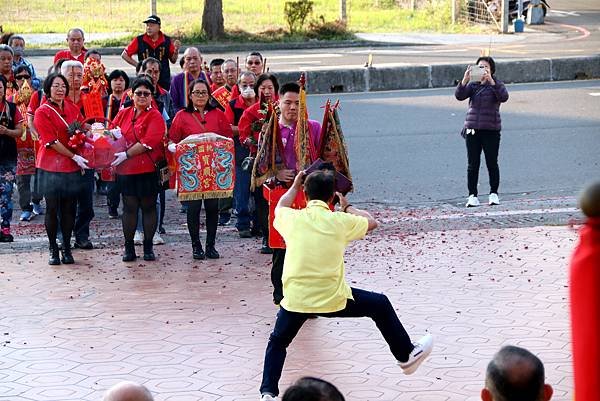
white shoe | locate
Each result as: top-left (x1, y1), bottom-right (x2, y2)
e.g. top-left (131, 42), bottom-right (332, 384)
top-left (260, 394), bottom-right (278, 401)
top-left (489, 193), bottom-right (500, 205)
top-left (153, 233), bottom-right (165, 245)
top-left (133, 231), bottom-right (143, 245)
top-left (465, 195), bottom-right (480, 207)
top-left (398, 333), bottom-right (433, 375)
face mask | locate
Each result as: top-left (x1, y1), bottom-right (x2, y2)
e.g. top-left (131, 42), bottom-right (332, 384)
top-left (241, 87), bottom-right (255, 99)
top-left (12, 46), bottom-right (24, 57)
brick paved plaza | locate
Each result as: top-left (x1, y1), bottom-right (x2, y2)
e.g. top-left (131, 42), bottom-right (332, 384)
top-left (0, 206), bottom-right (576, 401)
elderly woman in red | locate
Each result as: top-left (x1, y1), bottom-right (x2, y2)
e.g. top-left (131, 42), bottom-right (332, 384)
top-left (34, 73), bottom-right (88, 265)
top-left (111, 77), bottom-right (166, 263)
top-left (168, 78), bottom-right (233, 260)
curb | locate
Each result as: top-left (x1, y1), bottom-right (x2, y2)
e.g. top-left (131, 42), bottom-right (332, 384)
top-left (273, 55), bottom-right (600, 94)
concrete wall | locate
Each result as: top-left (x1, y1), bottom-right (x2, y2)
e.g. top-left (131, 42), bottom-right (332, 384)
top-left (277, 55), bottom-right (600, 94)
top-left (122, 55), bottom-right (599, 94)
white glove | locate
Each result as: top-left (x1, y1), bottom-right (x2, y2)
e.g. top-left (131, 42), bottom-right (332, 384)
top-left (111, 151), bottom-right (128, 167)
top-left (71, 154), bottom-right (90, 170)
top-left (168, 143), bottom-right (177, 153)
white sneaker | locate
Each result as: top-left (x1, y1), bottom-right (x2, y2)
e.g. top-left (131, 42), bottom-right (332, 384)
top-left (260, 394), bottom-right (278, 401)
top-left (465, 195), bottom-right (480, 207)
top-left (489, 193), bottom-right (500, 206)
top-left (153, 233), bottom-right (165, 245)
top-left (133, 231), bottom-right (143, 245)
top-left (398, 333), bottom-right (433, 375)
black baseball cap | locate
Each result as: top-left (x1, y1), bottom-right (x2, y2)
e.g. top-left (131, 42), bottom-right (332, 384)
top-left (143, 15), bottom-right (161, 25)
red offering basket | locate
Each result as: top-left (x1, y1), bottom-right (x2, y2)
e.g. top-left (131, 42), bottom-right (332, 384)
top-left (81, 118), bottom-right (126, 169)
top-left (99, 167), bottom-right (116, 182)
top-left (81, 137), bottom-right (126, 169)
top-left (263, 184), bottom-right (307, 249)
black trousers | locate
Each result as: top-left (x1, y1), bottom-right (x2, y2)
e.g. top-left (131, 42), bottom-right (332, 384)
top-left (466, 130), bottom-right (500, 196)
top-left (185, 199), bottom-right (219, 246)
top-left (253, 187), bottom-right (269, 238)
top-left (16, 174), bottom-right (42, 211)
top-left (260, 288), bottom-right (414, 397)
top-left (271, 249), bottom-right (286, 305)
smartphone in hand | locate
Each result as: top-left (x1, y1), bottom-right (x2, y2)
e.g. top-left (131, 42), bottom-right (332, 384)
top-left (470, 65), bottom-right (485, 83)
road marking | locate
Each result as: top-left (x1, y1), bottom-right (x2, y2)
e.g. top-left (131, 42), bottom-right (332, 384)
top-left (267, 61), bottom-right (323, 66)
top-left (350, 48), bottom-right (469, 55)
top-left (549, 10), bottom-right (580, 17)
top-left (394, 207), bottom-right (579, 222)
top-left (589, 93), bottom-right (600, 97)
top-left (545, 21), bottom-right (591, 41)
top-left (267, 54), bottom-right (342, 60)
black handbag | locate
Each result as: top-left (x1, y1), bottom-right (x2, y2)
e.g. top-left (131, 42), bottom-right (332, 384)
top-left (131, 116), bottom-right (170, 190)
top-left (154, 158), bottom-right (170, 190)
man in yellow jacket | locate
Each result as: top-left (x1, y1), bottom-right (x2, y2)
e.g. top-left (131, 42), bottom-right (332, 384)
top-left (259, 169), bottom-right (434, 401)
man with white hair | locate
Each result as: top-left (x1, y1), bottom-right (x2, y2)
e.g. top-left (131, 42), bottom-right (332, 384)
top-left (103, 381), bottom-right (154, 401)
top-left (60, 60), bottom-right (84, 108)
top-left (54, 28), bottom-right (86, 65)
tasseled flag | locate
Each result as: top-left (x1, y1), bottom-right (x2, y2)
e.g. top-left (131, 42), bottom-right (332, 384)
top-left (294, 73), bottom-right (316, 171)
top-left (319, 99), bottom-right (352, 189)
top-left (251, 101), bottom-right (284, 190)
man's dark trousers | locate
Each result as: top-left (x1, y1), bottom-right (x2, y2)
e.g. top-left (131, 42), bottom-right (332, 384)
top-left (73, 169), bottom-right (95, 243)
top-left (259, 287), bottom-right (414, 396)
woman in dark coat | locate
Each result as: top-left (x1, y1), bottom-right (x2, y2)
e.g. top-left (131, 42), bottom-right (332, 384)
top-left (456, 56), bottom-right (509, 207)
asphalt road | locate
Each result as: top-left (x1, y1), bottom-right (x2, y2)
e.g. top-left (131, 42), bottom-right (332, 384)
top-left (305, 79), bottom-right (600, 208)
top-left (25, 0), bottom-right (599, 77)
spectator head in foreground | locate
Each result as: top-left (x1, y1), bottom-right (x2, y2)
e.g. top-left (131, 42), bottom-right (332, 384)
top-left (482, 345), bottom-right (553, 401)
top-left (103, 381), bottom-right (154, 401)
top-left (282, 377), bottom-right (345, 401)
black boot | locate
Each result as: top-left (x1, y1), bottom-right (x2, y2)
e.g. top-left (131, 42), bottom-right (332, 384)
top-left (48, 243), bottom-right (61, 265)
top-left (260, 236), bottom-right (273, 254)
top-left (205, 243), bottom-right (220, 259)
top-left (192, 241), bottom-right (205, 260)
top-left (122, 240), bottom-right (137, 262)
top-left (61, 245), bottom-right (75, 264)
top-left (143, 239), bottom-right (155, 261)
top-left (205, 229), bottom-right (219, 259)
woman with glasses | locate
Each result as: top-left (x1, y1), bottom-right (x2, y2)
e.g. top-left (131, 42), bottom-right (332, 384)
top-left (8, 66), bottom-right (44, 223)
top-left (34, 73), bottom-right (87, 264)
top-left (111, 77), bottom-right (166, 262)
top-left (168, 79), bottom-right (233, 260)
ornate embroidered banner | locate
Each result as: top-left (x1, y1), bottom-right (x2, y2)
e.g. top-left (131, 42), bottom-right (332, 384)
top-left (175, 133), bottom-right (235, 201)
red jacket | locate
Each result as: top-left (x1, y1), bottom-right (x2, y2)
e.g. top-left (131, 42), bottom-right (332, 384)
top-left (169, 108), bottom-right (233, 144)
top-left (112, 106), bottom-right (166, 175)
top-left (238, 102), bottom-right (266, 155)
top-left (34, 100), bottom-right (84, 173)
top-left (53, 49), bottom-right (86, 65)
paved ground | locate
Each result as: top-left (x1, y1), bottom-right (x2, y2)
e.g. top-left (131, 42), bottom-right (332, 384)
top-left (0, 189), bottom-right (578, 400)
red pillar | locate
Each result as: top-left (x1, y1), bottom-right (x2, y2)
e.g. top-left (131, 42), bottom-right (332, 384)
top-left (570, 182), bottom-right (600, 401)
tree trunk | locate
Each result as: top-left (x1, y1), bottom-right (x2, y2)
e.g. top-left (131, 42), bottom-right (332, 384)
top-left (340, 0), bottom-right (347, 22)
top-left (202, 0), bottom-right (225, 40)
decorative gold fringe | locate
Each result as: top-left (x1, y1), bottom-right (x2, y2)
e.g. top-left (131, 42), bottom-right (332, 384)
top-left (251, 112), bottom-right (281, 191)
top-left (177, 190), bottom-right (233, 201)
